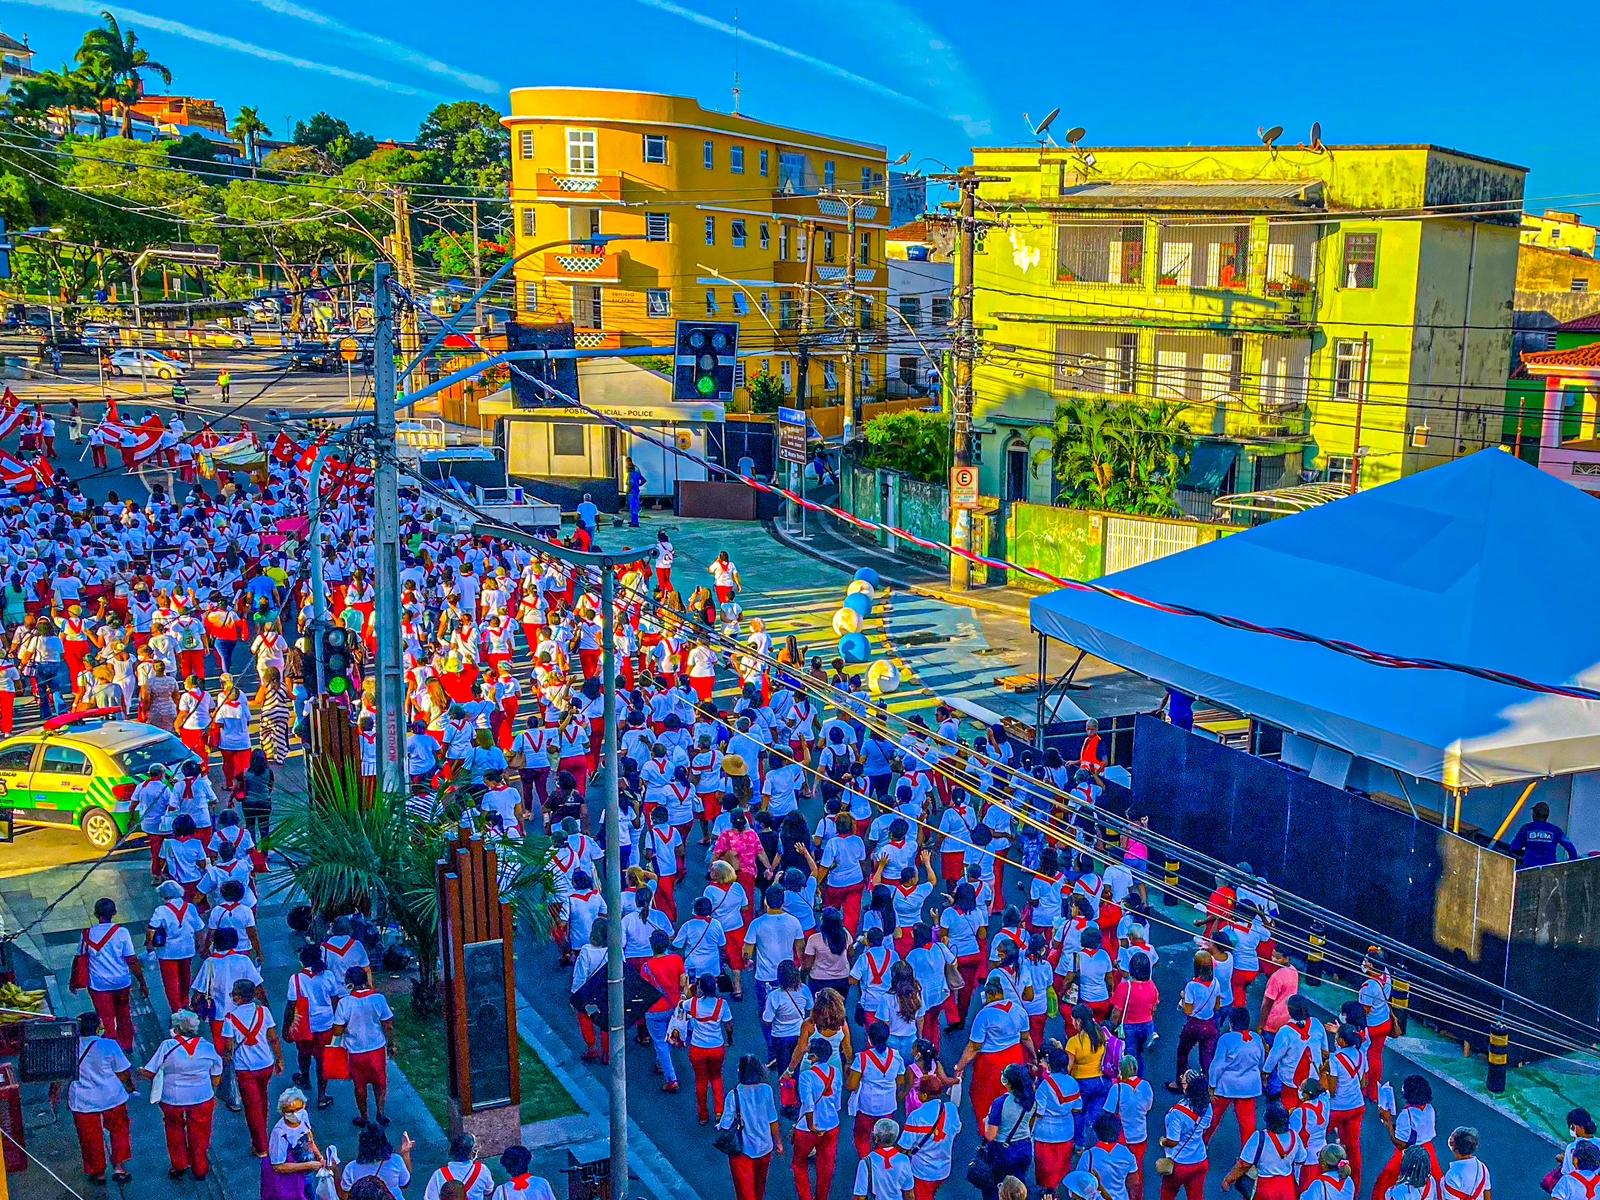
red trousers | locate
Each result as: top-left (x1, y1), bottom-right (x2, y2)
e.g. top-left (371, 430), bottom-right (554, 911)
top-left (237, 1065), bottom-right (274, 1156)
top-left (90, 987), bottom-right (135, 1052)
top-left (221, 748), bottom-right (251, 789)
top-left (1255, 1175), bottom-right (1297, 1200)
top-left (823, 883), bottom-right (862, 934)
top-left (915, 1181), bottom-right (945, 1200)
top-left (690, 1045), bottom-right (726, 1123)
top-left (159, 958), bottom-right (193, 1013)
top-left (791, 1126), bottom-right (838, 1200)
top-left (852, 1110), bottom-right (879, 1158)
top-left (350, 1048), bottom-right (389, 1111)
top-left (1230, 968), bottom-right (1259, 1009)
top-left (1160, 1158), bottom-right (1208, 1200)
top-left (0, 691), bottom-right (12, 735)
top-left (179, 728), bottom-right (211, 771)
top-left (1330, 1107), bottom-right (1364, 1193)
top-left (955, 954), bottom-right (983, 1024)
top-left (728, 1153), bottom-right (772, 1200)
top-left (73, 1104), bottom-right (132, 1176)
top-left (1034, 1139), bottom-right (1076, 1191)
top-left (1206, 1095), bottom-right (1258, 1144)
top-left (1364, 1019), bottom-right (1391, 1102)
top-left (940, 852), bottom-right (964, 888)
top-left (148, 832), bottom-right (166, 875)
top-left (160, 1099), bottom-right (215, 1175)
top-left (578, 648), bottom-right (601, 680)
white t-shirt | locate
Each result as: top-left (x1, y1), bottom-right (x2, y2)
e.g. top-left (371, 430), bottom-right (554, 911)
top-left (221, 1002), bottom-right (278, 1072)
top-left (68, 1036), bottom-right (132, 1113)
top-left (81, 923), bottom-right (136, 991)
top-left (146, 1036), bottom-right (222, 1105)
top-left (333, 989), bottom-right (394, 1055)
top-left (149, 900), bottom-right (205, 961)
top-left (744, 911), bottom-right (803, 982)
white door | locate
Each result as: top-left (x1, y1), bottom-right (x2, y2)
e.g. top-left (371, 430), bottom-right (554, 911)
top-left (626, 425), bottom-right (709, 498)
top-left (1104, 516), bottom-right (1201, 576)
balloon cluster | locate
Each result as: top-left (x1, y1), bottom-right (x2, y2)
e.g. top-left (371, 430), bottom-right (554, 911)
top-left (835, 568), bottom-right (900, 694)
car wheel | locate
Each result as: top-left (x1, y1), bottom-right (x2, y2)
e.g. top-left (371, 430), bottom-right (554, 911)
top-left (160, 369), bottom-right (175, 380)
top-left (81, 808), bottom-right (120, 851)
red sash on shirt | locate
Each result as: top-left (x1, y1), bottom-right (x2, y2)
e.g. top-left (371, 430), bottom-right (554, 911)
top-left (227, 1006), bottom-right (267, 1047)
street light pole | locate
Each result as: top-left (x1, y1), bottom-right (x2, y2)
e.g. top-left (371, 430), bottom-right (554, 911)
top-left (371, 263), bottom-right (408, 798)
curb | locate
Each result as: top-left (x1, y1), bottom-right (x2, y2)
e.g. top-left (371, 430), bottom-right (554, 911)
top-left (906, 583), bottom-right (1033, 619)
top-left (513, 994), bottom-right (701, 1200)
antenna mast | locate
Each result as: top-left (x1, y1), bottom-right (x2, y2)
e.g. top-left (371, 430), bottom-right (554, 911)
top-left (731, 7), bottom-right (742, 114)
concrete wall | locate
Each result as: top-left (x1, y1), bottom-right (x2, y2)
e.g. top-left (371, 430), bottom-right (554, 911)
top-left (1003, 501), bottom-right (1240, 592)
top-left (1518, 243), bottom-right (1600, 293)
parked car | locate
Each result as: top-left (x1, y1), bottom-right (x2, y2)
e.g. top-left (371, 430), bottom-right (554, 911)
top-left (81, 324), bottom-right (120, 347)
top-left (288, 340), bottom-right (336, 371)
top-left (186, 322), bottom-right (253, 349)
top-left (0, 710), bottom-right (195, 848)
top-left (108, 348), bottom-right (186, 380)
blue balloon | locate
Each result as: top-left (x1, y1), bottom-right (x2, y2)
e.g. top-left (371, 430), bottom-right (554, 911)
top-left (853, 567), bottom-right (881, 590)
top-left (838, 632), bottom-right (870, 663)
top-left (845, 593), bottom-right (873, 620)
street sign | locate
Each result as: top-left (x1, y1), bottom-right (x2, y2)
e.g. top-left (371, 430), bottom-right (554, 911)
top-left (778, 405), bottom-right (807, 466)
top-left (338, 337), bottom-right (361, 364)
top-left (951, 464), bottom-right (980, 509)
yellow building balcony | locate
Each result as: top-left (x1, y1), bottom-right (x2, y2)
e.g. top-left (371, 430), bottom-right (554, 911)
top-left (573, 328), bottom-right (623, 350)
top-left (772, 260), bottom-right (876, 287)
top-left (530, 171), bottom-right (625, 203)
top-left (542, 251), bottom-right (623, 282)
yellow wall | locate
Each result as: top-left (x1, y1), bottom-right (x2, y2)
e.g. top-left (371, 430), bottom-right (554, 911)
top-left (1518, 243), bottom-right (1600, 293)
top-left (503, 87), bottom-right (888, 412)
top-left (963, 143), bottom-right (1524, 496)
top-left (1522, 211), bottom-right (1599, 258)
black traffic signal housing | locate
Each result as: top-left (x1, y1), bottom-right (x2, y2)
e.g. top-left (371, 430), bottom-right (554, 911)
top-left (321, 626), bottom-right (355, 698)
top-left (674, 320), bottom-right (738, 402)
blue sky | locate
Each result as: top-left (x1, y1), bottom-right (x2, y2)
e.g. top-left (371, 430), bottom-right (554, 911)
top-left (7, 0), bottom-right (1598, 207)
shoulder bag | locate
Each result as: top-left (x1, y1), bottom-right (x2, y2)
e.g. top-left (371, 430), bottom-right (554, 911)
top-left (966, 1102), bottom-right (1031, 1190)
top-left (712, 1086), bottom-right (745, 1157)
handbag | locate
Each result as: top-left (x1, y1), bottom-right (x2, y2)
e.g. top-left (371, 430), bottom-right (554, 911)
top-left (1233, 1128), bottom-right (1267, 1199)
top-left (966, 1103), bottom-right (1030, 1190)
top-left (69, 938), bottom-right (90, 993)
top-left (321, 1044), bottom-right (351, 1082)
top-left (779, 1073), bottom-right (800, 1119)
top-left (149, 1044), bottom-right (178, 1106)
top-left (711, 1086), bottom-right (744, 1157)
top-left (1155, 1102), bottom-right (1203, 1177)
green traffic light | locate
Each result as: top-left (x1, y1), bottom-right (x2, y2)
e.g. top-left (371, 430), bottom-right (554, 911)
top-left (328, 676), bottom-right (349, 695)
top-left (696, 374), bottom-right (717, 396)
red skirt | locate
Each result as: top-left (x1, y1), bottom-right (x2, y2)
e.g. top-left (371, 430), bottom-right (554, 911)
top-left (971, 1042), bottom-right (1027, 1127)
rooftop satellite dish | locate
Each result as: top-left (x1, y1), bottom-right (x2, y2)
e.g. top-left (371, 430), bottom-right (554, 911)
top-left (1065, 126), bottom-right (1087, 147)
top-left (1259, 124), bottom-right (1284, 151)
top-left (890, 152), bottom-right (911, 167)
top-left (1309, 121), bottom-right (1325, 152)
top-left (1033, 107), bottom-right (1061, 138)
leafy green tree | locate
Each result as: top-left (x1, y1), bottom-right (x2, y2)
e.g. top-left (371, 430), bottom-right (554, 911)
top-left (293, 111), bottom-right (376, 166)
top-left (265, 769), bottom-right (554, 1010)
top-left (1051, 397), bottom-right (1194, 515)
top-left (420, 229), bottom-right (509, 280)
top-left (230, 106), bottom-right (271, 167)
top-left (747, 370), bottom-right (787, 414)
top-left (76, 11), bottom-right (172, 138)
top-left (416, 101), bottom-right (509, 193)
top-left (862, 410), bottom-right (951, 483)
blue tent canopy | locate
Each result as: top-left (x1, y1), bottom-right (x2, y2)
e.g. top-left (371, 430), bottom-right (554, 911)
top-left (1030, 451), bottom-right (1600, 788)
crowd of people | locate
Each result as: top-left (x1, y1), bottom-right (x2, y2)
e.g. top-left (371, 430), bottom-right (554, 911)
top-left (5, 398), bottom-right (1572, 1200)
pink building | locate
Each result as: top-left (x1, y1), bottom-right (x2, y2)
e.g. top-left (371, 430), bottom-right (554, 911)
top-left (1525, 335), bottom-right (1600, 495)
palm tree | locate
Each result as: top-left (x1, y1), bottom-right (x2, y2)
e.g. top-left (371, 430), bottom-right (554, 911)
top-left (230, 106), bottom-right (271, 168)
top-left (68, 60), bottom-right (119, 138)
top-left (75, 11), bottom-right (171, 138)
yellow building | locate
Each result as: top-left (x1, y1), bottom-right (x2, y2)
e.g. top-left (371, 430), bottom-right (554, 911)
top-left (502, 87), bottom-right (888, 412)
top-left (963, 143), bottom-right (1525, 507)
top-left (1521, 209), bottom-right (1598, 258)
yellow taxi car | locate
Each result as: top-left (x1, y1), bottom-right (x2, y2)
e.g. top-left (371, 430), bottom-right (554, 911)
top-left (0, 709), bottom-right (194, 849)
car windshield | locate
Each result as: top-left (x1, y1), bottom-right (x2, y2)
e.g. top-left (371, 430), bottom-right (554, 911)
top-left (114, 735), bottom-right (193, 777)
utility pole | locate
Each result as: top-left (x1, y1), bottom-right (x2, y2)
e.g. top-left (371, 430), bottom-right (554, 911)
top-left (843, 199), bottom-right (861, 447)
top-left (788, 220), bottom-right (817, 534)
top-left (949, 172), bottom-right (981, 591)
top-left (469, 198), bottom-right (483, 332)
top-left (390, 189), bottom-right (422, 394)
top-left (1350, 331), bottom-right (1371, 492)
top-left (371, 262), bottom-right (407, 799)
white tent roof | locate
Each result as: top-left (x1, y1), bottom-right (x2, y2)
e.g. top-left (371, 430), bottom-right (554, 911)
top-left (1029, 451), bottom-right (1600, 789)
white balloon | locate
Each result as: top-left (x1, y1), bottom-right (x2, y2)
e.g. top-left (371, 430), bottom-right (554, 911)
top-left (867, 660), bottom-right (902, 695)
top-left (832, 607), bottom-right (863, 637)
top-left (846, 580), bottom-right (876, 600)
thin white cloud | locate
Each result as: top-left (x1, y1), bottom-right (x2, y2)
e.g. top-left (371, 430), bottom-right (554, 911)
top-left (805, 0), bottom-right (992, 138)
top-left (635, 0), bottom-right (935, 116)
top-left (237, 0), bottom-right (500, 96)
top-left (11, 0), bottom-right (443, 98)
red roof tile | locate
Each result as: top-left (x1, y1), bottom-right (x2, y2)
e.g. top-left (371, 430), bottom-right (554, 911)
top-left (1524, 342), bottom-right (1600, 369)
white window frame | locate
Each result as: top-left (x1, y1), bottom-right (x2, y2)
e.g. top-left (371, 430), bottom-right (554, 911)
top-left (520, 208), bottom-right (536, 239)
top-left (565, 128), bottom-right (597, 175)
top-left (731, 219), bottom-right (747, 248)
top-left (759, 149), bottom-right (770, 177)
top-left (645, 212), bottom-right (670, 242)
top-left (1332, 338), bottom-right (1367, 401)
top-left (517, 130), bottom-right (534, 160)
top-left (646, 289), bottom-right (671, 318)
top-left (522, 281), bottom-right (540, 311)
top-left (759, 223), bottom-right (771, 250)
top-left (705, 289), bottom-right (720, 315)
top-left (704, 217), bottom-right (716, 246)
top-left (730, 146), bottom-right (745, 175)
top-left (643, 134), bottom-right (667, 164)
top-left (703, 140), bottom-right (715, 170)
top-left (823, 160), bottom-right (836, 189)
top-left (781, 358), bottom-right (792, 387)
top-left (733, 292), bottom-right (750, 315)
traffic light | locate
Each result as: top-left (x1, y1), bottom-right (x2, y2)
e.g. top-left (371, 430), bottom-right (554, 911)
top-left (674, 320), bottom-right (738, 402)
top-left (321, 626), bottom-right (354, 697)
